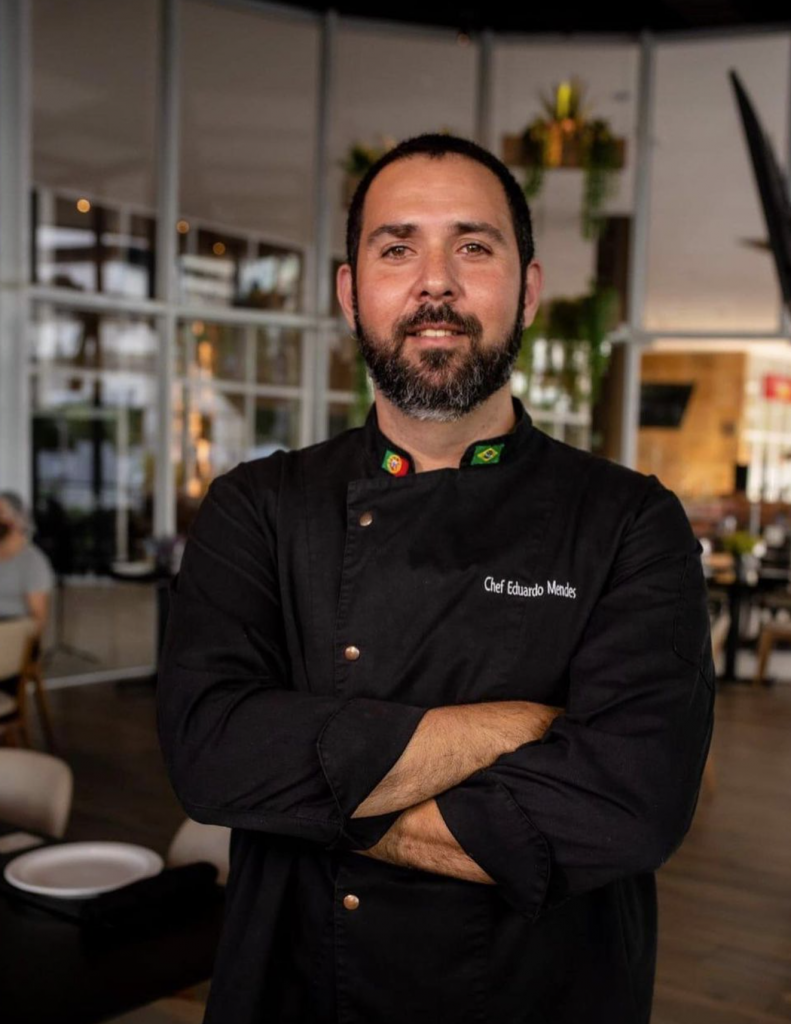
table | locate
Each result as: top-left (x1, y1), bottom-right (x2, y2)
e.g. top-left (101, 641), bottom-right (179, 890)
top-left (709, 566), bottom-right (791, 683)
top-left (0, 823), bottom-right (225, 1024)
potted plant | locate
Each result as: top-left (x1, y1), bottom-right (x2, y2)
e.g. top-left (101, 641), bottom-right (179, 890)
top-left (503, 78), bottom-right (625, 240)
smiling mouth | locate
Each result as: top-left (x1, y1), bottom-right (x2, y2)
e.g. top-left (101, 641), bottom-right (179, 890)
top-left (406, 329), bottom-right (466, 340)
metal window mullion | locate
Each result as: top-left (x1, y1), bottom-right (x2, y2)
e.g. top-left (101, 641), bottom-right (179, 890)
top-left (308, 8), bottom-right (337, 446)
top-left (619, 30), bottom-right (656, 470)
top-left (154, 0), bottom-right (180, 536)
top-left (0, 0), bottom-right (31, 500)
top-left (475, 28), bottom-right (494, 151)
top-left (176, 376), bottom-right (304, 401)
top-left (244, 253), bottom-right (257, 452)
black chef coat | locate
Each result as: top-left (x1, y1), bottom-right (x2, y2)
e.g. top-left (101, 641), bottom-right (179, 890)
top-left (156, 394), bottom-right (715, 1024)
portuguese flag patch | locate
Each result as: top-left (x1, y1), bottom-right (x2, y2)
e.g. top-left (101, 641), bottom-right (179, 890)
top-left (471, 444), bottom-right (504, 465)
top-left (382, 449), bottom-right (410, 476)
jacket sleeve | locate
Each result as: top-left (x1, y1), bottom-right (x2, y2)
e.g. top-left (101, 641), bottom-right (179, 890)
top-left (434, 474), bottom-right (716, 922)
top-left (156, 456), bottom-right (428, 850)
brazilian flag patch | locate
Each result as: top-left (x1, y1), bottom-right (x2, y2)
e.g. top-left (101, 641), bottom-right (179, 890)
top-left (471, 444), bottom-right (504, 466)
top-left (382, 449), bottom-right (410, 476)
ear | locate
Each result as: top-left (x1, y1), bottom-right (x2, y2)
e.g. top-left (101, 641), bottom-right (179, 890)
top-left (522, 260), bottom-right (543, 328)
top-left (337, 263), bottom-right (356, 333)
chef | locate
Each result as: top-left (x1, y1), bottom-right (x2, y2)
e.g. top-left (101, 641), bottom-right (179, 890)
top-left (157, 132), bottom-right (715, 1024)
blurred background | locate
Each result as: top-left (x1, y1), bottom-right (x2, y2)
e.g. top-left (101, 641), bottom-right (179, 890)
top-left (1, 2), bottom-right (791, 1022)
top-left (1, 0), bottom-right (790, 684)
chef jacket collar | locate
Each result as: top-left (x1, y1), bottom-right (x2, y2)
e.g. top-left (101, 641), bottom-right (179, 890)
top-left (363, 395), bottom-right (534, 477)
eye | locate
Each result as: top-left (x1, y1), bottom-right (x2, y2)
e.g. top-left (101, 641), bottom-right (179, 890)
top-left (382, 245), bottom-right (409, 259)
top-left (460, 242), bottom-right (488, 255)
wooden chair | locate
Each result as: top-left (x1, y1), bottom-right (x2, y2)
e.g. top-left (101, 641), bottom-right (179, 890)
top-left (167, 818), bottom-right (230, 886)
top-left (753, 619), bottom-right (791, 687)
top-left (0, 748), bottom-right (73, 837)
top-left (0, 617), bottom-right (56, 750)
top-left (702, 608), bottom-right (730, 796)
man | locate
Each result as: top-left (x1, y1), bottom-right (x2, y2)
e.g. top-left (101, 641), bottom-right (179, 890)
top-left (157, 133), bottom-right (715, 1024)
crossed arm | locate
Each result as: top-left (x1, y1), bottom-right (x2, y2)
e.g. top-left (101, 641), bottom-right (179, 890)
top-left (158, 461), bottom-right (715, 923)
top-left (346, 700), bottom-right (563, 883)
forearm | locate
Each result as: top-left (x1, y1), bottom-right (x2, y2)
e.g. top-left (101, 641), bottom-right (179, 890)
top-left (351, 700), bottom-right (562, 819)
top-left (355, 797), bottom-right (497, 886)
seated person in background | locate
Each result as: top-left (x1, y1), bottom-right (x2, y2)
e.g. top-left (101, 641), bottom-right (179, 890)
top-left (0, 491), bottom-right (54, 677)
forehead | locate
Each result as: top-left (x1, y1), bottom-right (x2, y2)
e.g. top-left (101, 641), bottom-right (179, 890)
top-left (362, 154), bottom-right (514, 241)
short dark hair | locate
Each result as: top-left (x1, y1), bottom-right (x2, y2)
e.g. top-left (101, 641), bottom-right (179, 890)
top-left (345, 132), bottom-right (535, 282)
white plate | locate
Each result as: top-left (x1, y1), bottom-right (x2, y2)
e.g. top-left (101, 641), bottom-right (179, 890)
top-left (3, 841), bottom-right (164, 899)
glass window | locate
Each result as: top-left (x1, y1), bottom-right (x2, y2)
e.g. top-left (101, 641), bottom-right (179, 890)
top-left (179, 0), bottom-right (319, 310)
top-left (34, 192), bottom-right (156, 299)
top-left (254, 397), bottom-right (301, 454)
top-left (30, 307), bottom-right (158, 375)
top-left (328, 326), bottom-right (359, 393)
top-left (174, 384), bottom-right (299, 511)
top-left (174, 315), bottom-right (305, 512)
top-left (176, 321), bottom-right (303, 387)
top-left (31, 0), bottom-right (159, 296)
top-left (29, 307), bottom-right (160, 571)
top-left (256, 327), bottom-right (302, 387)
top-left (179, 321), bottom-right (247, 385)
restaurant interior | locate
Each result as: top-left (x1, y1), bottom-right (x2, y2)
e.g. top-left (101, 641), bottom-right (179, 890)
top-left (1, 0), bottom-right (791, 1021)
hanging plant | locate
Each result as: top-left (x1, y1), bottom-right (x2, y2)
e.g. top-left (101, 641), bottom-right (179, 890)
top-left (579, 119), bottom-right (622, 240)
top-left (341, 139), bottom-right (396, 177)
top-left (505, 78), bottom-right (625, 241)
top-left (580, 285), bottom-right (619, 406)
top-left (351, 346), bottom-right (373, 427)
top-left (520, 125), bottom-right (546, 201)
top-left (517, 285), bottom-right (618, 411)
top-left (341, 129), bottom-right (453, 208)
top-left (516, 304), bottom-right (546, 392)
top-left (340, 136), bottom-right (398, 207)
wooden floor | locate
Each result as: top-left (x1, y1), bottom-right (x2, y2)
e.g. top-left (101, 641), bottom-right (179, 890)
top-left (653, 682), bottom-right (791, 1023)
top-left (43, 580), bottom-right (157, 683)
top-left (29, 677), bottom-right (791, 1023)
top-left (45, 678), bottom-right (184, 855)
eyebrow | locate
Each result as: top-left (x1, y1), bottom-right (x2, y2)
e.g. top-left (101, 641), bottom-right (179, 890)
top-left (365, 221), bottom-right (508, 249)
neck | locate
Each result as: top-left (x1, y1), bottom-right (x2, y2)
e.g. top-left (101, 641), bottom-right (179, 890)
top-left (374, 385), bottom-right (516, 473)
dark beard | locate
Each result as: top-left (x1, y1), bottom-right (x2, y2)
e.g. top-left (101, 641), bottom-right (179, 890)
top-left (353, 281), bottom-right (526, 423)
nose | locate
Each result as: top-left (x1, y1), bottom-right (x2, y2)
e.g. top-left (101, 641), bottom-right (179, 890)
top-left (414, 246), bottom-right (459, 302)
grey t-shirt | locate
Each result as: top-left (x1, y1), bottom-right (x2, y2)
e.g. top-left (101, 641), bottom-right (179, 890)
top-left (0, 544), bottom-right (54, 619)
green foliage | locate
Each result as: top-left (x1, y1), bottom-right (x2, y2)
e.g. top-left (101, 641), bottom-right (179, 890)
top-left (342, 143), bottom-right (389, 176)
top-left (351, 346), bottom-right (373, 427)
top-left (721, 531), bottom-right (761, 556)
top-left (518, 286), bottom-right (618, 408)
top-left (579, 119), bottom-right (622, 239)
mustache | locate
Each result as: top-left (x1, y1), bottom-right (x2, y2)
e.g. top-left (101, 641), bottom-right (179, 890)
top-left (398, 308), bottom-right (482, 341)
